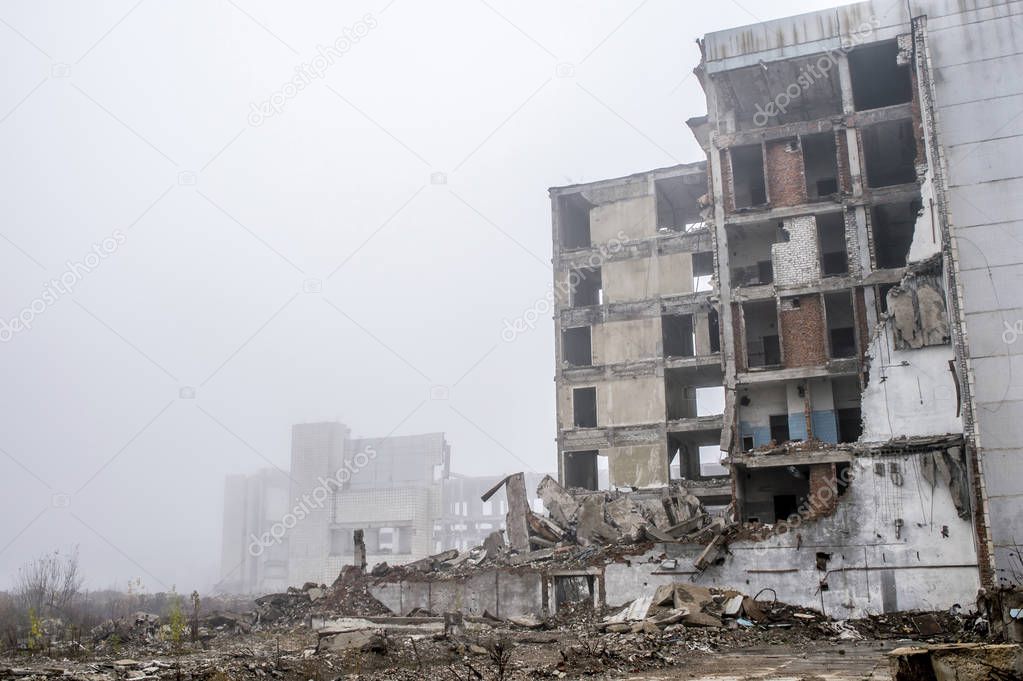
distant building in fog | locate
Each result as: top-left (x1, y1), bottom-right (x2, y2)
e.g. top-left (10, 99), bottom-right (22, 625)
top-left (217, 467), bottom-right (290, 594)
top-left (434, 472), bottom-right (548, 552)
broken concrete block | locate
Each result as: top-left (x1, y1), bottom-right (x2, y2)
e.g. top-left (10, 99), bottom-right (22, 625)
top-left (651, 585), bottom-right (676, 608)
top-left (507, 548), bottom-right (555, 565)
top-left (722, 595), bottom-right (743, 617)
top-left (612, 595), bottom-right (654, 623)
top-left (693, 535), bottom-right (726, 570)
top-left (648, 608), bottom-right (689, 627)
top-left (606, 496), bottom-right (648, 540)
top-left (681, 611), bottom-right (723, 628)
top-left (508, 614), bottom-right (543, 629)
top-left (527, 512), bottom-right (565, 542)
top-left (307, 587), bottom-right (325, 602)
top-left (576, 494), bottom-right (620, 545)
top-left (537, 475), bottom-right (580, 527)
top-left (482, 530), bottom-right (505, 556)
top-left (666, 514), bottom-right (706, 538)
top-left (631, 620), bottom-right (661, 634)
top-left (643, 524), bottom-right (676, 542)
top-left (316, 618), bottom-right (383, 652)
top-left (443, 611), bottom-right (465, 637)
top-left (671, 584), bottom-right (714, 611)
top-left (889, 643), bottom-right (1023, 681)
top-left (741, 596), bottom-right (767, 623)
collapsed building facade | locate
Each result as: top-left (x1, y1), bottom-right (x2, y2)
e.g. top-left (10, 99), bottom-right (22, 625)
top-left (546, 0), bottom-right (1022, 616)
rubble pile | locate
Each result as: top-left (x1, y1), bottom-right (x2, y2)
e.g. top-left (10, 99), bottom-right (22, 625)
top-left (318, 569), bottom-right (390, 617)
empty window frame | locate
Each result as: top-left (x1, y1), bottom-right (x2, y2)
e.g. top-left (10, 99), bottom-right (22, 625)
top-left (817, 212), bottom-right (848, 276)
top-left (655, 175), bottom-right (705, 231)
top-left (562, 327), bottom-right (592, 366)
top-left (708, 308), bottom-right (721, 353)
top-left (558, 193), bottom-right (593, 249)
top-left (743, 300), bottom-right (781, 368)
top-left (769, 414), bottom-right (791, 444)
top-left (862, 119), bottom-right (918, 188)
top-left (692, 251), bottom-right (715, 291)
top-left (668, 438), bottom-right (726, 480)
top-left (832, 377), bottom-right (863, 443)
top-left (802, 132), bottom-right (839, 199)
top-left (848, 41), bottom-right (913, 111)
top-left (871, 201), bottom-right (919, 269)
top-left (572, 387), bottom-right (597, 428)
top-left (563, 450), bottom-right (599, 490)
top-left (554, 574), bottom-right (595, 608)
top-left (570, 267), bottom-right (602, 307)
top-left (876, 282), bottom-right (896, 315)
top-left (665, 366), bottom-right (725, 421)
top-left (825, 291), bottom-right (857, 358)
top-left (730, 144), bottom-right (767, 209)
top-left (662, 314), bottom-right (695, 357)
top-left (727, 222), bottom-right (777, 286)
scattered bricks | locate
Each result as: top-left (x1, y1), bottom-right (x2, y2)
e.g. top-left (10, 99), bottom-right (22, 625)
top-left (780, 294), bottom-right (828, 368)
top-left (765, 138), bottom-right (807, 207)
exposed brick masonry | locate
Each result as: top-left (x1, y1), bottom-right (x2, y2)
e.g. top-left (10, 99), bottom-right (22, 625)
top-left (766, 139), bottom-right (806, 207)
top-left (780, 294), bottom-right (828, 368)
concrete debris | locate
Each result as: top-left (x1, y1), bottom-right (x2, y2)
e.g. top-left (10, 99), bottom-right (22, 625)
top-left (889, 643), bottom-right (1023, 681)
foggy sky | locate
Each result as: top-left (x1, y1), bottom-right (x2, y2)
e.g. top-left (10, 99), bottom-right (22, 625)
top-left (0, 0), bottom-right (849, 593)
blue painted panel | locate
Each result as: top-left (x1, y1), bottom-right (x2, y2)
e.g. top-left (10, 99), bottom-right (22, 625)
top-left (811, 410), bottom-right (839, 443)
top-left (738, 422), bottom-right (772, 448)
top-left (788, 413), bottom-right (807, 441)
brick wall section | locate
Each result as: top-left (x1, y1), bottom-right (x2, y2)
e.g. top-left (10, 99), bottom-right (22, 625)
top-left (909, 61), bottom-right (927, 167)
top-left (732, 302), bottom-right (746, 373)
top-left (807, 462), bottom-right (838, 517)
top-left (765, 139), bottom-right (806, 207)
top-left (969, 443), bottom-right (996, 587)
top-left (862, 202), bottom-right (877, 271)
top-left (844, 207), bottom-right (862, 278)
top-left (773, 215), bottom-right (822, 286)
top-left (836, 130), bottom-right (852, 195)
top-left (854, 287), bottom-right (870, 361)
top-left (780, 295), bottom-right (827, 368)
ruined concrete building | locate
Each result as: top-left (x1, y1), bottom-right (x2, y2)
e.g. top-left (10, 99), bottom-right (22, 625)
top-left (218, 468), bottom-right (291, 594)
top-left (434, 473), bottom-right (547, 553)
top-left (551, 0), bottom-right (1022, 613)
top-left (287, 423), bottom-right (450, 586)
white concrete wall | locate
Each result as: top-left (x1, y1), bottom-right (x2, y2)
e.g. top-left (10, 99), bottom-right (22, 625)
top-left (600, 376), bottom-right (666, 427)
top-left (606, 451), bottom-right (980, 618)
top-left (913, 0), bottom-right (1023, 582)
top-left (609, 445), bottom-right (667, 488)
top-left (590, 195), bottom-right (656, 243)
top-left (592, 318), bottom-right (661, 365)
top-left (861, 321), bottom-right (961, 441)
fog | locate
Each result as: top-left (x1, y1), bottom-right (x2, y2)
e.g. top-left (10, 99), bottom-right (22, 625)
top-left (0, 0), bottom-right (848, 593)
